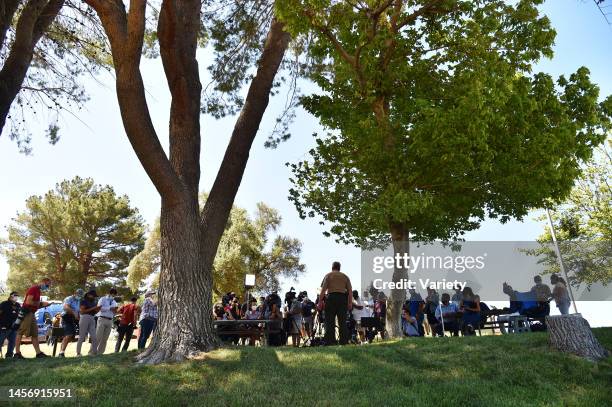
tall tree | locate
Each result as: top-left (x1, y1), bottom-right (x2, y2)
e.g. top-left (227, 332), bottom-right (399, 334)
top-left (82, 0), bottom-right (291, 363)
top-left (281, 0), bottom-right (612, 336)
top-left (2, 177), bottom-right (145, 297)
top-left (0, 1), bottom-right (108, 151)
top-left (127, 201), bottom-right (305, 298)
top-left (531, 139), bottom-right (612, 286)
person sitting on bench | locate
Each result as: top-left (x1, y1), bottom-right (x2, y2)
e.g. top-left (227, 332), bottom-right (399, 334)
top-left (401, 308), bottom-right (420, 337)
top-left (460, 287), bottom-right (480, 335)
top-left (434, 293), bottom-right (459, 336)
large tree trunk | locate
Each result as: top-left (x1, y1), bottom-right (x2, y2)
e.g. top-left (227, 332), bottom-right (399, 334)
top-left (136, 0), bottom-right (209, 364)
top-left (386, 223), bottom-right (409, 338)
top-left (137, 201), bottom-right (217, 364)
top-left (86, 0), bottom-right (290, 364)
top-left (546, 314), bottom-right (609, 361)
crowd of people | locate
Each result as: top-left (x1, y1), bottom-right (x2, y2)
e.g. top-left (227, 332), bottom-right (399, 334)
top-left (0, 277), bottom-right (159, 359)
top-left (212, 263), bottom-right (574, 347)
top-left (1, 266), bottom-right (574, 356)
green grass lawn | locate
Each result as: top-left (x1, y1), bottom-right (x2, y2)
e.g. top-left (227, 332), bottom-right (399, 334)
top-left (1, 328), bottom-right (611, 407)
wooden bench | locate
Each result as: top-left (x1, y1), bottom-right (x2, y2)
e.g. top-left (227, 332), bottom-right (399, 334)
top-left (213, 320), bottom-right (281, 346)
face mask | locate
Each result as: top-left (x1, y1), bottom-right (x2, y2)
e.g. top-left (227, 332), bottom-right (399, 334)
top-left (41, 284), bottom-right (50, 291)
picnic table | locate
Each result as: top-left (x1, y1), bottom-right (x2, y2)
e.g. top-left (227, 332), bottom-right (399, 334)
top-left (212, 319), bottom-right (281, 346)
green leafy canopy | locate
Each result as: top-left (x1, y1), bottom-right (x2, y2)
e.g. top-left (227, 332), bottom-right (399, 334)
top-left (2, 176), bottom-right (145, 297)
top-left (279, 0), bottom-right (612, 246)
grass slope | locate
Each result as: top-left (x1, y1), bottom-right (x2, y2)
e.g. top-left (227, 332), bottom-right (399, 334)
top-left (1, 328), bottom-right (611, 407)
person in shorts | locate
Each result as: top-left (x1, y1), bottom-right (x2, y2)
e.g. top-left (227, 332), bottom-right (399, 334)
top-left (58, 288), bottom-right (83, 357)
top-left (13, 277), bottom-right (52, 359)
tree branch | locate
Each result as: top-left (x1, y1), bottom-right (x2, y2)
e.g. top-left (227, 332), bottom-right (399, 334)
top-left (158, 0), bottom-right (202, 197)
top-left (0, 0), bottom-right (64, 134)
top-left (0, 0), bottom-right (21, 52)
top-left (201, 18), bottom-right (290, 261)
top-left (84, 0), bottom-right (185, 206)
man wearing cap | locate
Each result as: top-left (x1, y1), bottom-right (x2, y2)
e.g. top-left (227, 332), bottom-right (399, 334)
top-left (95, 288), bottom-right (118, 354)
top-left (0, 291), bottom-right (20, 358)
top-left (138, 290), bottom-right (158, 349)
top-left (58, 288), bottom-right (83, 357)
top-left (77, 289), bottom-right (100, 356)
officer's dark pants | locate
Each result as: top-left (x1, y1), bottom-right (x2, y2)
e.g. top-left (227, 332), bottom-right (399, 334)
top-left (324, 292), bottom-right (348, 345)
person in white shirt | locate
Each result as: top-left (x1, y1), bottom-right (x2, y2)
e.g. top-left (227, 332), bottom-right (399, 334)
top-left (95, 287), bottom-right (118, 354)
top-left (434, 293), bottom-right (460, 336)
top-left (351, 290), bottom-right (366, 343)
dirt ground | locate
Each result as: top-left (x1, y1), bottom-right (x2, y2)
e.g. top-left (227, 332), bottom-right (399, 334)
top-left (2, 333), bottom-right (141, 359)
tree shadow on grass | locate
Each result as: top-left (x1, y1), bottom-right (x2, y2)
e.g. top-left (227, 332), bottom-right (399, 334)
top-left (0, 331), bottom-right (611, 406)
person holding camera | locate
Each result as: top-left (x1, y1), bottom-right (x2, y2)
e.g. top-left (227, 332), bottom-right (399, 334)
top-left (319, 261), bottom-right (353, 346)
top-left (58, 288), bottom-right (84, 357)
top-left (13, 277), bottom-right (52, 359)
top-left (0, 291), bottom-right (20, 358)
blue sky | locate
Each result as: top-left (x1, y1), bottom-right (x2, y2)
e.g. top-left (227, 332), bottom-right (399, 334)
top-left (0, 0), bottom-right (610, 325)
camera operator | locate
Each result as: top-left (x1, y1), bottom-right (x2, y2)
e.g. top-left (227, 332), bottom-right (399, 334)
top-left (319, 261), bottom-right (352, 345)
top-left (13, 277), bottom-right (52, 359)
top-left (0, 291), bottom-right (20, 358)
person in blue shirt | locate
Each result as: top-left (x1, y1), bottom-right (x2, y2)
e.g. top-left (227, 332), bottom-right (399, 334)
top-left (58, 288), bottom-right (83, 357)
top-left (460, 287), bottom-right (481, 336)
top-left (406, 289), bottom-right (425, 336)
top-left (434, 293), bottom-right (460, 336)
top-left (401, 308), bottom-right (420, 337)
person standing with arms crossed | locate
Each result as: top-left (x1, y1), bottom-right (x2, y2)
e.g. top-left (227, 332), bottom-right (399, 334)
top-left (318, 261), bottom-right (352, 345)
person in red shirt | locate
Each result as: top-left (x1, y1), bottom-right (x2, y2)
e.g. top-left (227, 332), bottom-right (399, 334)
top-left (14, 277), bottom-right (52, 359)
top-left (114, 296), bottom-right (140, 352)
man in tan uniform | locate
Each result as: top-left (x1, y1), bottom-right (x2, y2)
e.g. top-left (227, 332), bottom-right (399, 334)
top-left (319, 261), bottom-right (352, 345)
